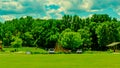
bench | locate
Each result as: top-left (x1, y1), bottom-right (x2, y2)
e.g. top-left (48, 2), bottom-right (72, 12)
top-left (48, 48), bottom-right (55, 54)
top-left (76, 49), bottom-right (82, 54)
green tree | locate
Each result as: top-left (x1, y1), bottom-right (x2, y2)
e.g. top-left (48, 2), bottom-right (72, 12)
top-left (31, 19), bottom-right (60, 48)
top-left (91, 14), bottom-right (111, 23)
top-left (59, 29), bottom-right (83, 50)
top-left (112, 18), bottom-right (117, 22)
top-left (11, 36), bottom-right (23, 48)
top-left (96, 22), bottom-right (119, 50)
top-left (2, 31), bottom-right (12, 47)
top-left (77, 27), bottom-right (92, 50)
top-left (22, 32), bottom-right (34, 47)
top-left (62, 15), bottom-right (72, 30)
top-left (89, 22), bottom-right (99, 50)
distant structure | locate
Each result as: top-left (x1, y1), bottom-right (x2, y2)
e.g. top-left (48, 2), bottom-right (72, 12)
top-left (107, 42), bottom-right (120, 52)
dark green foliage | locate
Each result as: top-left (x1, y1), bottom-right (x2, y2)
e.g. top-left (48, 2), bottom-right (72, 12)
top-left (31, 19), bottom-right (60, 48)
top-left (91, 14), bottom-right (111, 23)
top-left (0, 14), bottom-right (120, 51)
top-left (77, 27), bottom-right (92, 50)
top-left (96, 22), bottom-right (119, 50)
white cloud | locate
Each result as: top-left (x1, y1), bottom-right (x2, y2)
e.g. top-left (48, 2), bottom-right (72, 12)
top-left (115, 7), bottom-right (120, 16)
top-left (80, 0), bottom-right (93, 10)
top-left (81, 14), bottom-right (92, 19)
top-left (42, 15), bottom-right (51, 19)
top-left (59, 0), bottom-right (72, 10)
top-left (0, 1), bottom-right (23, 11)
top-left (44, 0), bottom-right (75, 13)
top-left (88, 14), bottom-right (93, 18)
top-left (88, 10), bottom-right (99, 12)
top-left (45, 0), bottom-right (95, 14)
top-left (55, 13), bottom-right (63, 19)
top-left (44, 7), bottom-right (63, 19)
top-left (0, 15), bottom-right (15, 21)
top-left (79, 0), bottom-right (94, 11)
top-left (88, 9), bottom-right (104, 12)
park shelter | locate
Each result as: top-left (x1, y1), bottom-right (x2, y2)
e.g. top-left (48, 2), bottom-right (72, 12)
top-left (107, 42), bottom-right (120, 52)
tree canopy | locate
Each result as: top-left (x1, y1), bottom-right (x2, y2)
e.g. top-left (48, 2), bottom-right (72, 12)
top-left (0, 14), bottom-right (120, 51)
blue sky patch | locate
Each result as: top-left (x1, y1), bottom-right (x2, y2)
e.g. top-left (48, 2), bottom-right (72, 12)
top-left (45, 5), bottom-right (60, 10)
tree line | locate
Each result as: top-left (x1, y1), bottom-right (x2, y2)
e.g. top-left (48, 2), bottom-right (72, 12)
top-left (0, 14), bottom-right (120, 51)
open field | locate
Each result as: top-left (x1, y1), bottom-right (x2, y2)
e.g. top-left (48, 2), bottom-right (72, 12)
top-left (0, 54), bottom-right (120, 68)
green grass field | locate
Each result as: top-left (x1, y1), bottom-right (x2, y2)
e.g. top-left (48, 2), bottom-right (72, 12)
top-left (0, 54), bottom-right (120, 68)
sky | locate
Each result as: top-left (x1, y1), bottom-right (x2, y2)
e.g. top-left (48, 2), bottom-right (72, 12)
top-left (0, 0), bottom-right (120, 22)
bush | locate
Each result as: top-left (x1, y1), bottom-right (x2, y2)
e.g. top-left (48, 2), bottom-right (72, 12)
top-left (31, 51), bottom-right (48, 54)
top-left (31, 52), bottom-right (41, 54)
top-left (55, 52), bottom-right (65, 54)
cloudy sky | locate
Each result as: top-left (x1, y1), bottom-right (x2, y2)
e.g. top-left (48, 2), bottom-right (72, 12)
top-left (0, 0), bottom-right (120, 22)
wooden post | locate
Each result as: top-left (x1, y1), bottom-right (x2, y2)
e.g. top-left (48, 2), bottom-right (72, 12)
top-left (0, 41), bottom-right (2, 51)
top-left (113, 46), bottom-right (115, 52)
top-left (0, 45), bottom-right (2, 51)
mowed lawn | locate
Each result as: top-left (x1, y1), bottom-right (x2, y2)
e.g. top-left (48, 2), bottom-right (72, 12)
top-left (0, 54), bottom-right (120, 68)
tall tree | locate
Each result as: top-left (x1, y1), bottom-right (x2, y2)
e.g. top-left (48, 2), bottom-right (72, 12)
top-left (91, 14), bottom-right (111, 23)
top-left (96, 22), bottom-right (119, 50)
top-left (59, 28), bottom-right (83, 50)
top-left (77, 27), bottom-right (92, 50)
